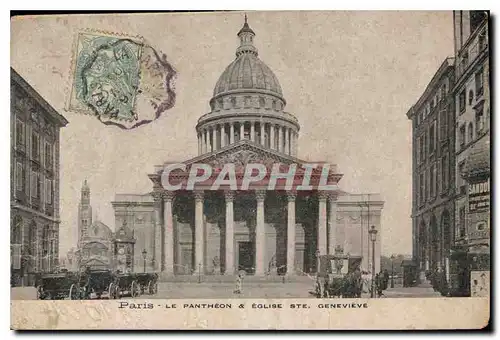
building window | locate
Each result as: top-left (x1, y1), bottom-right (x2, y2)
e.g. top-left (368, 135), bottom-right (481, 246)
top-left (468, 90), bottom-right (474, 105)
top-left (468, 122), bottom-right (474, 143)
top-left (476, 107), bottom-right (485, 133)
top-left (459, 207), bottom-right (466, 238)
top-left (31, 131), bottom-right (40, 161)
top-left (419, 172), bottom-right (424, 204)
top-left (470, 11), bottom-right (487, 33)
top-left (418, 135), bottom-right (425, 164)
top-left (16, 162), bottom-right (25, 192)
top-left (441, 155), bottom-right (449, 192)
top-left (16, 119), bottom-right (25, 147)
top-left (459, 124), bottom-right (466, 148)
top-left (458, 162), bottom-right (466, 194)
top-left (459, 90), bottom-right (466, 113)
top-left (478, 30), bottom-right (486, 51)
top-left (441, 84), bottom-right (447, 99)
top-left (27, 223), bottom-right (37, 256)
top-left (259, 97), bottom-right (265, 108)
top-left (231, 97), bottom-right (237, 108)
top-left (30, 171), bottom-right (41, 198)
top-left (475, 69), bottom-right (484, 97)
top-left (430, 163), bottom-right (436, 198)
top-left (46, 179), bottom-right (52, 204)
top-left (439, 110), bottom-right (448, 141)
top-left (429, 121), bottom-right (436, 154)
top-left (44, 142), bottom-right (53, 169)
top-left (244, 96), bottom-right (251, 108)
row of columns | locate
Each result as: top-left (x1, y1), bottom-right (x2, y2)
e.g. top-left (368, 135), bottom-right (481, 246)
top-left (154, 190), bottom-right (337, 275)
top-left (197, 122), bottom-right (298, 156)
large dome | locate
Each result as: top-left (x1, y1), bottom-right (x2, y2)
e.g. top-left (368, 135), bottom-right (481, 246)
top-left (213, 53), bottom-right (283, 97)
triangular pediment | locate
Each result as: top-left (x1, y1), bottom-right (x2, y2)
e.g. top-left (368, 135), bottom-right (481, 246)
top-left (182, 140), bottom-right (306, 169)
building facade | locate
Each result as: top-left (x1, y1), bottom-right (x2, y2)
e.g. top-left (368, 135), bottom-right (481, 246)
top-left (406, 58), bottom-right (456, 283)
top-left (10, 68), bottom-right (68, 286)
top-left (113, 19), bottom-right (384, 278)
top-left (451, 10), bottom-right (490, 296)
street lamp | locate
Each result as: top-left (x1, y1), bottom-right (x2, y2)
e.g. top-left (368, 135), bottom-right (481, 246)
top-left (390, 254), bottom-right (395, 288)
top-left (369, 225), bottom-right (378, 298)
top-left (142, 249), bottom-right (147, 273)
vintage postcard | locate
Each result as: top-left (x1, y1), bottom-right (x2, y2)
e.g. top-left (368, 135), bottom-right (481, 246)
top-left (10, 11), bottom-right (490, 330)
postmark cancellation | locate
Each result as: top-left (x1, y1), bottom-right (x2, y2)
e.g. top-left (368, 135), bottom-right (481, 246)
top-left (67, 30), bottom-right (177, 129)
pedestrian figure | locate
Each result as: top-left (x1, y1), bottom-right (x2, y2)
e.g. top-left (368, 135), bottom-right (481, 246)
top-left (234, 274), bottom-right (243, 295)
top-left (315, 275), bottom-right (324, 298)
top-left (376, 272), bottom-right (385, 297)
top-left (361, 269), bottom-right (372, 297)
top-left (383, 269), bottom-right (390, 290)
top-left (323, 275), bottom-right (330, 298)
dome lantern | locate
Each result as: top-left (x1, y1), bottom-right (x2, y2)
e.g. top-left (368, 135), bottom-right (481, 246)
top-left (236, 14), bottom-right (258, 58)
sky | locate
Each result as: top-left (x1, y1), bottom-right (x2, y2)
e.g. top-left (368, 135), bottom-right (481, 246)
top-left (10, 11), bottom-right (454, 257)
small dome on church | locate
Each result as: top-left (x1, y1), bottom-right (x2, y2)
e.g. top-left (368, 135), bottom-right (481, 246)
top-left (88, 221), bottom-right (112, 239)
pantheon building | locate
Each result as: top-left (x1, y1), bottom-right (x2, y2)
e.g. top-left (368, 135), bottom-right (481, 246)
top-left (112, 19), bottom-right (384, 278)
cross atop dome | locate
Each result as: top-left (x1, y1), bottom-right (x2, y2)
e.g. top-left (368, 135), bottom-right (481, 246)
top-left (236, 14), bottom-right (258, 57)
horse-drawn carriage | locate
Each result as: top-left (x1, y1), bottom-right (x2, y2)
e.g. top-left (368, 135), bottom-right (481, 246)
top-left (36, 271), bottom-right (84, 300)
top-left (313, 252), bottom-right (363, 298)
top-left (36, 269), bottom-right (160, 300)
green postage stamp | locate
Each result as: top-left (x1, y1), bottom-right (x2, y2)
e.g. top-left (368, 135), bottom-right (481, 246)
top-left (67, 31), bottom-right (176, 129)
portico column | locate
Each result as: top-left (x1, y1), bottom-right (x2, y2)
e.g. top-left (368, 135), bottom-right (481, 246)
top-left (152, 192), bottom-right (163, 271)
top-left (270, 124), bottom-right (275, 150)
top-left (240, 122), bottom-right (245, 141)
top-left (203, 129), bottom-right (207, 154)
top-left (224, 191), bottom-right (235, 275)
top-left (221, 124), bottom-right (226, 148)
top-left (255, 190), bottom-right (266, 275)
top-left (162, 191), bottom-right (175, 274)
top-left (194, 191), bottom-right (205, 274)
top-left (260, 123), bottom-right (265, 145)
top-left (214, 125), bottom-right (219, 150)
top-left (317, 192), bottom-right (328, 255)
top-left (284, 128), bottom-right (290, 155)
top-left (277, 126), bottom-right (283, 152)
top-left (286, 191), bottom-right (297, 275)
top-left (209, 127), bottom-right (214, 152)
top-left (327, 193), bottom-right (337, 255)
top-left (230, 123), bottom-right (235, 144)
top-left (198, 133), bottom-right (202, 155)
top-left (250, 122), bottom-right (255, 142)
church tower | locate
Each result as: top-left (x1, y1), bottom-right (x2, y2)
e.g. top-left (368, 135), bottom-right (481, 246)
top-left (78, 180), bottom-right (92, 243)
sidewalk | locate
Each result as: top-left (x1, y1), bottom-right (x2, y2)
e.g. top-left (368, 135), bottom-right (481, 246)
top-left (11, 287), bottom-right (38, 300)
top-left (382, 286), bottom-right (442, 298)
